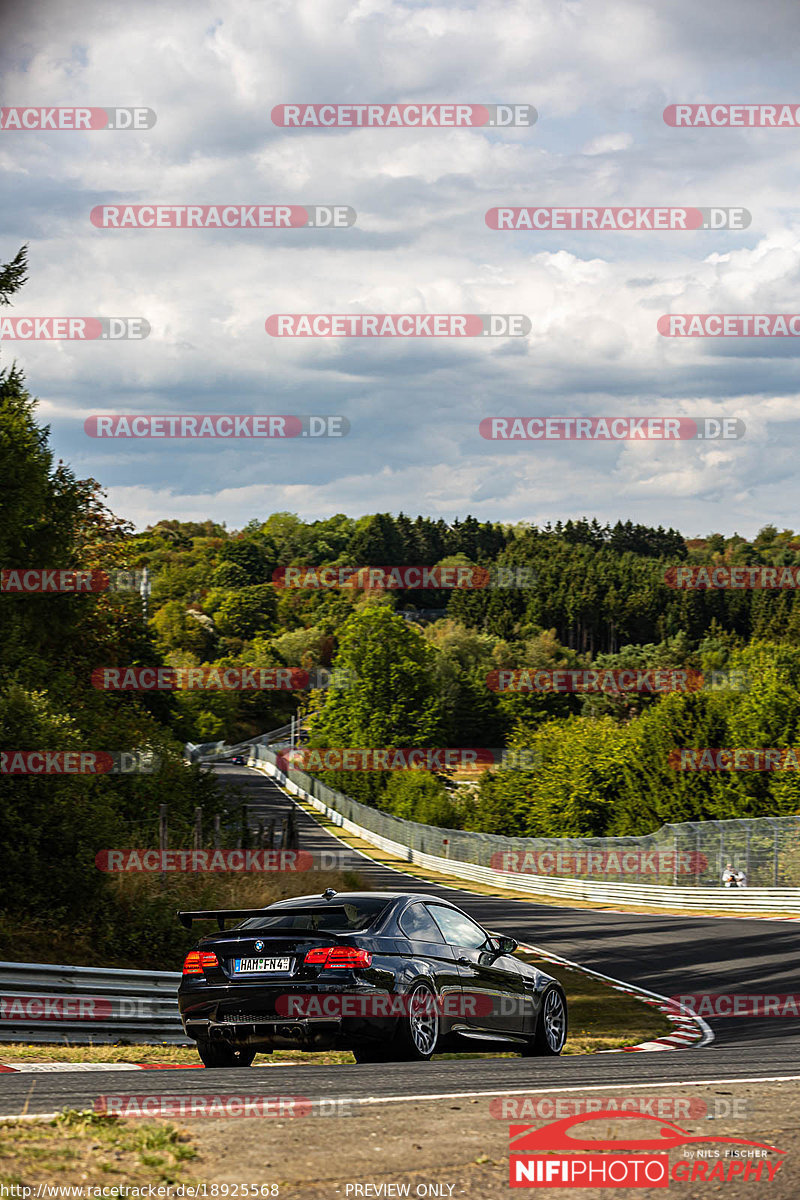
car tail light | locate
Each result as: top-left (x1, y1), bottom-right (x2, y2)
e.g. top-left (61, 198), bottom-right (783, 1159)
top-left (182, 950), bottom-right (219, 975)
top-left (303, 946), bottom-right (372, 969)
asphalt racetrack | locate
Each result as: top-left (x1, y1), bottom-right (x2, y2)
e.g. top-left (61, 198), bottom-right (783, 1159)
top-left (2, 763), bottom-right (799, 1116)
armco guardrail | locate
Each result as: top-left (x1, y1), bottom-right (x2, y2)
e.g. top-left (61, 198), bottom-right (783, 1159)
top-left (0, 962), bottom-right (188, 1045)
top-left (249, 749), bottom-right (800, 914)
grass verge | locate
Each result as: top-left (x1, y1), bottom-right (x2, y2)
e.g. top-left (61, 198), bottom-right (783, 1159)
top-left (0, 1109), bottom-right (198, 1188)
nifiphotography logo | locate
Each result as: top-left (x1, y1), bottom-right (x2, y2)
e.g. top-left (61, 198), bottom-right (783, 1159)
top-left (508, 1111), bottom-right (785, 1187)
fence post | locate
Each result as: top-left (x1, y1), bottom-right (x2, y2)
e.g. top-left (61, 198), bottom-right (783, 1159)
top-left (159, 804), bottom-right (168, 886)
top-left (194, 807), bottom-right (202, 851)
top-left (214, 813), bottom-right (221, 849)
top-left (774, 825), bottom-right (780, 886)
top-left (673, 835), bottom-right (679, 886)
top-left (745, 826), bottom-right (751, 883)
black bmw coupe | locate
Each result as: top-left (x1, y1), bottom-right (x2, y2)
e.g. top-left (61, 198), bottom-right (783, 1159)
top-left (177, 890), bottom-right (567, 1067)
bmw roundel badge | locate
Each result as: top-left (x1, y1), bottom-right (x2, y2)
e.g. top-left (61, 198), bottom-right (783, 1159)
top-left (255, 940), bottom-right (264, 951)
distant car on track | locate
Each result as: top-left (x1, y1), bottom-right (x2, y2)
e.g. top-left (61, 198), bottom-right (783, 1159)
top-left (229, 755), bottom-right (245, 765)
top-left (177, 890), bottom-right (567, 1067)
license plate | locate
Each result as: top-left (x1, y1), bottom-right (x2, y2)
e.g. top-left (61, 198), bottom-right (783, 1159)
top-left (233, 957), bottom-right (292, 973)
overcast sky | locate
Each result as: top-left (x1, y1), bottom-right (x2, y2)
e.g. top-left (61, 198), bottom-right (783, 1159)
top-left (2, 0), bottom-right (800, 538)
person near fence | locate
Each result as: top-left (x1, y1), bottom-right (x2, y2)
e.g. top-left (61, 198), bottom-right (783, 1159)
top-left (722, 862), bottom-right (745, 887)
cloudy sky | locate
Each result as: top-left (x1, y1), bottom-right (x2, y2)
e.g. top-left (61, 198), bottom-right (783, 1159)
top-left (2, 0), bottom-right (800, 537)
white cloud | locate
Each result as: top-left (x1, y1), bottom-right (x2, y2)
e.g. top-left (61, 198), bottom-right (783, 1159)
top-left (2, 0), bottom-right (800, 535)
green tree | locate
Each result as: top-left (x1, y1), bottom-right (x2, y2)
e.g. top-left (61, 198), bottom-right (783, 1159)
top-left (218, 538), bottom-right (275, 583)
top-left (309, 606), bottom-right (444, 803)
top-left (383, 772), bottom-right (463, 828)
top-left (213, 585), bottom-right (277, 640)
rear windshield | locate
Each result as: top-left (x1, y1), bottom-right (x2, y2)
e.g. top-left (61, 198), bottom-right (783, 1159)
top-left (238, 898), bottom-right (390, 933)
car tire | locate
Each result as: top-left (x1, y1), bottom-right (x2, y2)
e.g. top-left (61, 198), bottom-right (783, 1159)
top-left (523, 985), bottom-right (567, 1056)
top-left (196, 1039), bottom-right (257, 1068)
top-left (393, 981), bottom-right (439, 1061)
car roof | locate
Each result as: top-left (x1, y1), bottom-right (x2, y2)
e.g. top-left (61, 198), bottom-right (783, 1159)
top-left (267, 891), bottom-right (458, 909)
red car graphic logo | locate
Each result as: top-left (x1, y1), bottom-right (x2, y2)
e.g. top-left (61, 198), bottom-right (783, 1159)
top-left (510, 1110), bottom-right (786, 1155)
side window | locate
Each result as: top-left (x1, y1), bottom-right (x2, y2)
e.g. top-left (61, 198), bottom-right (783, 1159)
top-left (427, 905), bottom-right (488, 949)
top-left (398, 903), bottom-right (445, 943)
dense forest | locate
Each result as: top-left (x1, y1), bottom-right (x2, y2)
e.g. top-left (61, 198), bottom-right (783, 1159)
top-left (113, 507), bottom-right (800, 837)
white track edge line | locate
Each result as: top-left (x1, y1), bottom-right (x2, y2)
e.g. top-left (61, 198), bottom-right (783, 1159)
top-left (5, 1074), bottom-right (800, 1122)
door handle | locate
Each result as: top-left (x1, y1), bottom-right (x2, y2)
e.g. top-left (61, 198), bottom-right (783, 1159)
top-left (457, 956), bottom-right (472, 967)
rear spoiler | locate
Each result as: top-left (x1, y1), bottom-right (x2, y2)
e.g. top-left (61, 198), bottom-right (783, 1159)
top-left (177, 908), bottom-right (270, 930)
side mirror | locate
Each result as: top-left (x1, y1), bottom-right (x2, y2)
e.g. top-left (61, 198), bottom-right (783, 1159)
top-left (488, 932), bottom-right (518, 955)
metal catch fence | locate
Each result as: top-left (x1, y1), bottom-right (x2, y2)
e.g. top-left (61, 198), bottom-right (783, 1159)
top-left (246, 745), bottom-right (800, 888)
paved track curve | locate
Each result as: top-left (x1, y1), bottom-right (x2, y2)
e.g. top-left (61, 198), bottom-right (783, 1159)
top-left (2, 764), bottom-right (799, 1115)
